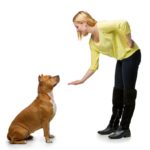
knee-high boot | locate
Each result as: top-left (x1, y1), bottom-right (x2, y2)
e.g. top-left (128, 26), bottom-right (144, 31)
top-left (98, 87), bottom-right (123, 135)
top-left (109, 89), bottom-right (137, 139)
top-left (120, 89), bottom-right (137, 129)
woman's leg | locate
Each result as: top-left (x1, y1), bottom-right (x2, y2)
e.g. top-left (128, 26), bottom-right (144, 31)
top-left (109, 50), bottom-right (141, 139)
top-left (121, 50), bottom-right (141, 129)
top-left (98, 61), bottom-right (124, 135)
top-left (114, 60), bottom-right (124, 89)
top-left (110, 61), bottom-right (124, 127)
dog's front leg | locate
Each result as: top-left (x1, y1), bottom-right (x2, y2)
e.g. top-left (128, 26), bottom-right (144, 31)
top-left (48, 124), bottom-right (55, 139)
top-left (42, 121), bottom-right (52, 143)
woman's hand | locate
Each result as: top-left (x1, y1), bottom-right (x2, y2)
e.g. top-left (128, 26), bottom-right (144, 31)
top-left (68, 69), bottom-right (95, 85)
top-left (129, 39), bottom-right (134, 48)
top-left (68, 80), bottom-right (84, 85)
top-left (126, 33), bottom-right (134, 48)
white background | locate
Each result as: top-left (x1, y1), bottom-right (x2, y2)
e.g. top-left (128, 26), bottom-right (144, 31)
top-left (0, 0), bottom-right (149, 149)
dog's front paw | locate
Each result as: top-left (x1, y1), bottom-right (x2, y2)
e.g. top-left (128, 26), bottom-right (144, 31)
top-left (46, 138), bottom-right (52, 143)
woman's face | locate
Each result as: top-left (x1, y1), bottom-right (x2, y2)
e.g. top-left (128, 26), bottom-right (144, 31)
top-left (74, 22), bottom-right (89, 36)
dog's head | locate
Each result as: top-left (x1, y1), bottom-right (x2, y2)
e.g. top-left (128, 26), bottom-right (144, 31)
top-left (38, 75), bottom-right (60, 93)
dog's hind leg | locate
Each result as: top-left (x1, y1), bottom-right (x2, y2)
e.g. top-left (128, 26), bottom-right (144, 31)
top-left (10, 139), bottom-right (27, 144)
top-left (9, 126), bottom-right (29, 144)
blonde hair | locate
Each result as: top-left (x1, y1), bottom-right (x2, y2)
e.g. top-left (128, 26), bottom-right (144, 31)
top-left (73, 11), bottom-right (97, 39)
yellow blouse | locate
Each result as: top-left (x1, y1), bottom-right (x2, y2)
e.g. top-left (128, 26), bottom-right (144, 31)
top-left (89, 20), bottom-right (139, 71)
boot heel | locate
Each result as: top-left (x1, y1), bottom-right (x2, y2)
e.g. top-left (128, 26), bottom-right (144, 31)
top-left (123, 131), bottom-right (131, 138)
top-left (124, 134), bottom-right (131, 137)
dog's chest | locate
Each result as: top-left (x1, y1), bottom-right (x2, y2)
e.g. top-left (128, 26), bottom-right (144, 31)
top-left (48, 92), bottom-right (56, 115)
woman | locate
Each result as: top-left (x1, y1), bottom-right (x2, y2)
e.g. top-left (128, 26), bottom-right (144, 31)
top-left (68, 11), bottom-right (141, 139)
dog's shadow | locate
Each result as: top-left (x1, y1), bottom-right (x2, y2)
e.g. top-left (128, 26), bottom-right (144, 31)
top-left (5, 136), bottom-right (56, 148)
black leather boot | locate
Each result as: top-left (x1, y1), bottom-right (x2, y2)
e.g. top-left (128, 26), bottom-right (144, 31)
top-left (97, 124), bottom-right (118, 135)
top-left (109, 89), bottom-right (137, 139)
top-left (108, 126), bottom-right (131, 139)
top-left (120, 89), bottom-right (137, 129)
top-left (98, 87), bottom-right (123, 135)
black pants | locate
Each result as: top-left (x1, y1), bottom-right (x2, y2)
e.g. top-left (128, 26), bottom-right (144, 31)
top-left (114, 50), bottom-right (141, 89)
top-left (111, 50), bottom-right (141, 129)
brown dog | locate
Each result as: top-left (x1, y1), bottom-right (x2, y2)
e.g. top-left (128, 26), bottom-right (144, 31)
top-left (7, 75), bottom-right (60, 144)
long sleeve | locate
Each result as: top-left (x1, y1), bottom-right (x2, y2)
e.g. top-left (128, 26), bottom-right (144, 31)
top-left (89, 47), bottom-right (100, 71)
top-left (88, 20), bottom-right (139, 68)
top-left (100, 20), bottom-right (131, 34)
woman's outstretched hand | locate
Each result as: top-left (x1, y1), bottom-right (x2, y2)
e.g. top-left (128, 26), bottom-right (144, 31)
top-left (68, 69), bottom-right (95, 85)
top-left (68, 80), bottom-right (84, 85)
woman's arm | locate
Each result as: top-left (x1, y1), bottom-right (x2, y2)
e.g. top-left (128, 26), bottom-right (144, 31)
top-left (68, 69), bottom-right (95, 85)
top-left (100, 20), bottom-right (131, 34)
top-left (101, 20), bottom-right (134, 48)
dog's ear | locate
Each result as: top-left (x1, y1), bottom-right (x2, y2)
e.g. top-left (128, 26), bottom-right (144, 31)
top-left (38, 75), bottom-right (41, 82)
top-left (38, 74), bottom-right (43, 82)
